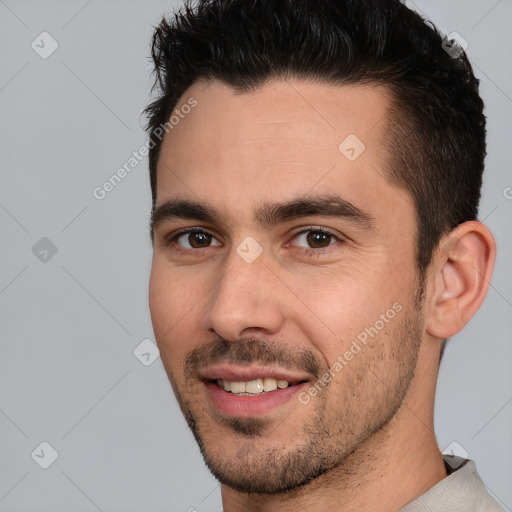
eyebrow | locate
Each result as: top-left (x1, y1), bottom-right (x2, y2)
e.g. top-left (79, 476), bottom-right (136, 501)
top-left (150, 194), bottom-right (375, 240)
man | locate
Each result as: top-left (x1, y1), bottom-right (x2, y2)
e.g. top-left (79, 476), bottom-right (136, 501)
top-left (145, 0), bottom-right (502, 510)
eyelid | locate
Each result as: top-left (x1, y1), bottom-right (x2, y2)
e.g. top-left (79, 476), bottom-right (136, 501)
top-left (165, 226), bottom-right (222, 247)
top-left (161, 225), bottom-right (345, 252)
top-left (288, 225), bottom-right (345, 245)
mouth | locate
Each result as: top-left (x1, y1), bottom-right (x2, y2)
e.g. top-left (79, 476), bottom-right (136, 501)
top-left (211, 377), bottom-right (308, 396)
top-left (200, 366), bottom-right (313, 417)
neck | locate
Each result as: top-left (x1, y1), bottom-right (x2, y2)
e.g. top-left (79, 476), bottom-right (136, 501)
top-left (221, 348), bottom-right (447, 512)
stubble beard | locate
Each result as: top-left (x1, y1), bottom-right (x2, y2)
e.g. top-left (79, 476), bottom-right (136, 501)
top-left (166, 301), bottom-right (424, 496)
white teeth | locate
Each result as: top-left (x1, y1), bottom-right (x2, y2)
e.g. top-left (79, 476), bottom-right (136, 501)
top-left (262, 377), bottom-right (278, 392)
top-left (217, 378), bottom-right (291, 394)
top-left (229, 381), bottom-right (246, 394)
top-left (245, 379), bottom-right (264, 393)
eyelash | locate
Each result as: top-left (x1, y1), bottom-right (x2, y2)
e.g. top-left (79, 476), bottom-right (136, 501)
top-left (286, 227), bottom-right (343, 256)
top-left (164, 226), bottom-right (344, 256)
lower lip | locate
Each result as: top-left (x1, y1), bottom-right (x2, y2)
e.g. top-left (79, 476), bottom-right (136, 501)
top-left (205, 381), bottom-right (310, 417)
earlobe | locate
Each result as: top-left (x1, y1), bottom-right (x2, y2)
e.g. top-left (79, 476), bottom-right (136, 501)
top-left (426, 221), bottom-right (496, 339)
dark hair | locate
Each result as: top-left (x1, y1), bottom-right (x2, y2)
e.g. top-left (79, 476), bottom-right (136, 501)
top-left (144, 0), bottom-right (486, 274)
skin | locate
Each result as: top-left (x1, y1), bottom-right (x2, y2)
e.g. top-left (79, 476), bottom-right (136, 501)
top-left (148, 78), bottom-right (495, 511)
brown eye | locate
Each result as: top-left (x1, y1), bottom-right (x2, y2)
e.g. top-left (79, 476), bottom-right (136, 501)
top-left (173, 230), bottom-right (221, 249)
top-left (293, 229), bottom-right (337, 250)
top-left (188, 232), bottom-right (212, 248)
top-left (305, 231), bottom-right (333, 248)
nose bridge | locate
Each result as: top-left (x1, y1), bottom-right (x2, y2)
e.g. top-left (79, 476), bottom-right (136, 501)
top-left (202, 245), bottom-right (284, 340)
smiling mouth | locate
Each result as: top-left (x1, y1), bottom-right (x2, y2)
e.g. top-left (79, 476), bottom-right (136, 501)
top-left (212, 377), bottom-right (308, 396)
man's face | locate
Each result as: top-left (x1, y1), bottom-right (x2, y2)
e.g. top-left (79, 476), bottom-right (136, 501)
top-left (149, 79), bottom-right (425, 494)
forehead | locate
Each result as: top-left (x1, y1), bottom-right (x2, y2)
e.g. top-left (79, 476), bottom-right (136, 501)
top-left (159, 78), bottom-right (391, 166)
top-left (155, 78), bottom-right (413, 230)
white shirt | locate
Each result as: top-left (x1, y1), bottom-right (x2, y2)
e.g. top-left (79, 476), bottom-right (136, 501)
top-left (400, 456), bottom-right (504, 511)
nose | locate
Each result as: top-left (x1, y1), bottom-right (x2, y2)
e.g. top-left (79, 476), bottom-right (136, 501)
top-left (200, 248), bottom-right (286, 341)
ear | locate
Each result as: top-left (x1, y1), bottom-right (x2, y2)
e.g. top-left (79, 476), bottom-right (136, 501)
top-left (425, 221), bottom-right (496, 339)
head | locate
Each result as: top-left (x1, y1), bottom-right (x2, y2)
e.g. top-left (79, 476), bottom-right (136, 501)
top-left (145, 0), bottom-right (495, 498)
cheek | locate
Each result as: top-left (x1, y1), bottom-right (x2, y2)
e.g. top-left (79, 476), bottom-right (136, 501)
top-left (148, 265), bottom-right (173, 336)
top-left (149, 261), bottom-right (200, 322)
top-left (148, 263), bottom-right (201, 365)
top-left (289, 269), bottom-right (406, 359)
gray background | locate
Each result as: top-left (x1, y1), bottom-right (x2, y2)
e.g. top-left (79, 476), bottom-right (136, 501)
top-left (0, 0), bottom-right (511, 511)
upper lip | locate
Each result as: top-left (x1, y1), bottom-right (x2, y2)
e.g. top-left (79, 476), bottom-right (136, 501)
top-left (199, 364), bottom-right (313, 385)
